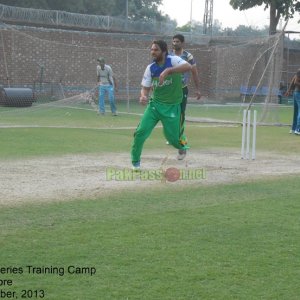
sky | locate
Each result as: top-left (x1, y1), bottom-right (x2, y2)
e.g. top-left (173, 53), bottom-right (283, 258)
top-left (159, 0), bottom-right (300, 33)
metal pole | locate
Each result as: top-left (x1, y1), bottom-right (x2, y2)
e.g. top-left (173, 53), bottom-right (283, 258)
top-left (241, 109), bottom-right (247, 159)
top-left (246, 110), bottom-right (251, 160)
top-left (190, 0), bottom-right (193, 38)
top-left (125, 0), bottom-right (128, 30)
top-left (252, 110), bottom-right (257, 160)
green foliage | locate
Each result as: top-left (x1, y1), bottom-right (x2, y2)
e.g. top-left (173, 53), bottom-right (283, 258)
top-left (229, 0), bottom-right (300, 34)
top-left (223, 24), bottom-right (269, 37)
top-left (0, 0), bottom-right (168, 21)
top-left (176, 19), bottom-right (269, 37)
top-left (176, 22), bottom-right (195, 32)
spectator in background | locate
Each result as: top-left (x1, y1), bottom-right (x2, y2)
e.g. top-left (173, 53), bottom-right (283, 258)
top-left (278, 81), bottom-right (286, 104)
top-left (285, 69), bottom-right (300, 134)
top-left (96, 57), bottom-right (117, 116)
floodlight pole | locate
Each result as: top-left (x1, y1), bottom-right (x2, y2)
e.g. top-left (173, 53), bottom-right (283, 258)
top-left (203, 0), bottom-right (213, 36)
top-left (190, 0), bottom-right (193, 38)
top-left (125, 0), bottom-right (129, 30)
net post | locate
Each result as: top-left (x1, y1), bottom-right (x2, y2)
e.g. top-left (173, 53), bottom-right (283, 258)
top-left (252, 110), bottom-right (257, 160)
top-left (246, 110), bottom-right (251, 160)
top-left (241, 109), bottom-right (247, 159)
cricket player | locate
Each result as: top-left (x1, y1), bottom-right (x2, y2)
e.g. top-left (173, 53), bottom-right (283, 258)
top-left (170, 34), bottom-right (201, 159)
top-left (131, 40), bottom-right (192, 170)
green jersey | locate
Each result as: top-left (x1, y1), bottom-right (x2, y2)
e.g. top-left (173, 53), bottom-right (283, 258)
top-left (141, 55), bottom-right (187, 104)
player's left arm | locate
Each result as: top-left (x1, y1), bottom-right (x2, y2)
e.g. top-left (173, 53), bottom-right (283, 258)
top-left (159, 57), bottom-right (191, 85)
top-left (108, 66), bottom-right (118, 91)
top-left (187, 53), bottom-right (201, 100)
top-left (112, 75), bottom-right (118, 92)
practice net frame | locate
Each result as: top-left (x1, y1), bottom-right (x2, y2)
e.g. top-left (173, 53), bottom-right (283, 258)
top-left (0, 22), bottom-right (287, 127)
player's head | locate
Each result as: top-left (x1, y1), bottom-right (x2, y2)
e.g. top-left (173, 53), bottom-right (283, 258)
top-left (151, 40), bottom-right (168, 62)
top-left (172, 34), bottom-right (185, 51)
top-left (296, 69), bottom-right (300, 78)
top-left (97, 57), bottom-right (105, 66)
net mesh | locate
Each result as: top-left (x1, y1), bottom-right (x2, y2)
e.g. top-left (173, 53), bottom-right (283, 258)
top-left (0, 23), bottom-right (286, 127)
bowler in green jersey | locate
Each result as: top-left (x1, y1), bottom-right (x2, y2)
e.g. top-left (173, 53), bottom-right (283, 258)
top-left (131, 40), bottom-right (192, 170)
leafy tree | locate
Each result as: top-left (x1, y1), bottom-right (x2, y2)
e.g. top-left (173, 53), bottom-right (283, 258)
top-left (229, 0), bottom-right (300, 35)
top-left (0, 0), bottom-right (49, 9)
top-left (176, 19), bottom-right (222, 35)
top-left (0, 0), bottom-right (168, 21)
top-left (176, 22), bottom-right (194, 33)
top-left (223, 25), bottom-right (268, 37)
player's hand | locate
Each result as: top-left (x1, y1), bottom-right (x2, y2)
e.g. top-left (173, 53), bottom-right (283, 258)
top-left (139, 95), bottom-right (148, 105)
top-left (158, 68), bottom-right (171, 86)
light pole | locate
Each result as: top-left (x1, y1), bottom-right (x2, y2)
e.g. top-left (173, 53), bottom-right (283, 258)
top-left (190, 0), bottom-right (193, 36)
top-left (125, 0), bottom-right (129, 30)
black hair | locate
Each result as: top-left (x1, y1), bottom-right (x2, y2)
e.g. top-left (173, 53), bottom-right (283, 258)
top-left (152, 40), bottom-right (168, 54)
top-left (172, 34), bottom-right (185, 43)
top-left (297, 70), bottom-right (300, 78)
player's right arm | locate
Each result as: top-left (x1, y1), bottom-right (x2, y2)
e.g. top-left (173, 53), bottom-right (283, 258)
top-left (140, 65), bottom-right (152, 105)
top-left (140, 86), bottom-right (151, 105)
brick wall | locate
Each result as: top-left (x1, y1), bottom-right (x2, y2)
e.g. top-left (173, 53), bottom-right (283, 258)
top-left (0, 25), bottom-right (299, 101)
top-left (0, 26), bottom-right (211, 99)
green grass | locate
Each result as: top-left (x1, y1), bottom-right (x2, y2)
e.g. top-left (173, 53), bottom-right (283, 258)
top-left (0, 121), bottom-right (297, 159)
top-left (185, 103), bottom-right (293, 124)
top-left (0, 100), bottom-right (299, 299)
top-left (0, 103), bottom-right (140, 127)
top-left (0, 100), bottom-right (293, 127)
top-left (0, 100), bottom-right (296, 159)
top-left (1, 176), bottom-right (300, 299)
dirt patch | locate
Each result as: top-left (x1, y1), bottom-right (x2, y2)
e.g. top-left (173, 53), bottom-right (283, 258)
top-left (1, 150), bottom-right (300, 206)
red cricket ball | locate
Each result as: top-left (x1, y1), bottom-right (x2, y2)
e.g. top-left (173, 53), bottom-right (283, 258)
top-left (164, 167), bottom-right (180, 182)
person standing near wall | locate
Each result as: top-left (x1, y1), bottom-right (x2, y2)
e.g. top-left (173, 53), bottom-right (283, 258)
top-left (285, 69), bottom-right (300, 134)
top-left (96, 57), bottom-right (117, 116)
top-left (170, 34), bottom-right (201, 159)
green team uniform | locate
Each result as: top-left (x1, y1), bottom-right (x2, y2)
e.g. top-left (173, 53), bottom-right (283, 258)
top-left (131, 54), bottom-right (189, 164)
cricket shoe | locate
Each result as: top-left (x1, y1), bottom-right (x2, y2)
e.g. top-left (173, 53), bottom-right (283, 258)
top-left (132, 161), bottom-right (141, 171)
top-left (177, 149), bottom-right (187, 160)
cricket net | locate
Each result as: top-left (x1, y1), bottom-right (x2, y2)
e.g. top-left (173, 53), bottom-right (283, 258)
top-left (0, 23), bottom-right (286, 128)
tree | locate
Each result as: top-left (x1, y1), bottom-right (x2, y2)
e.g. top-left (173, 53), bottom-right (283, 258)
top-left (0, 0), bottom-right (167, 21)
top-left (229, 0), bottom-right (300, 35)
top-left (223, 25), bottom-right (268, 37)
top-left (0, 0), bottom-right (49, 9)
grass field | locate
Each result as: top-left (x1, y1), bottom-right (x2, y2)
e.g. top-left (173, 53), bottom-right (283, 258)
top-left (1, 100), bottom-right (300, 299)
